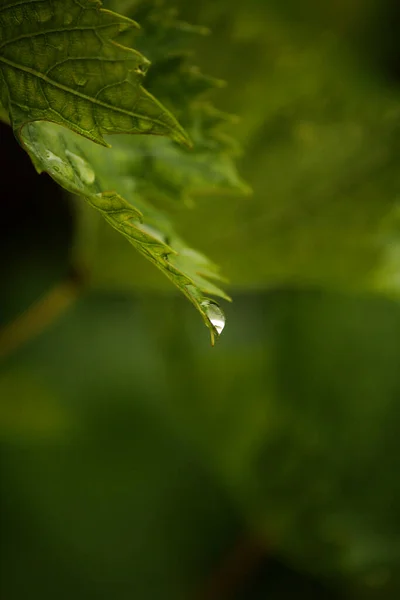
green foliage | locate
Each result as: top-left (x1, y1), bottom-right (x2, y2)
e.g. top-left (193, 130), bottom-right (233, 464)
top-left (21, 119), bottom-right (231, 343)
top-left (0, 0), bottom-right (247, 342)
top-left (5, 1), bottom-right (400, 597)
top-left (169, 0), bottom-right (400, 295)
top-left (0, 0), bottom-right (187, 144)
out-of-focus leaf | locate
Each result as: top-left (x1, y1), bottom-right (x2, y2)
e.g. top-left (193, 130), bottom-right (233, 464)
top-left (162, 0), bottom-right (400, 296)
top-left (124, 0), bottom-right (251, 203)
top-left (104, 0), bottom-right (249, 203)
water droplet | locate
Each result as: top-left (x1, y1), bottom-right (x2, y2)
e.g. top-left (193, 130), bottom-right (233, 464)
top-left (64, 13), bottom-right (73, 25)
top-left (65, 150), bottom-right (95, 185)
top-left (137, 119), bottom-right (153, 133)
top-left (44, 150), bottom-right (74, 178)
top-left (201, 300), bottom-right (225, 337)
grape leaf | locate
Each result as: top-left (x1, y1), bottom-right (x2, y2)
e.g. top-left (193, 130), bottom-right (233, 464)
top-left (68, 0), bottom-right (250, 299)
top-left (21, 119), bottom-right (230, 344)
top-left (0, 0), bottom-right (245, 343)
top-left (0, 0), bottom-right (189, 145)
top-left (119, 0), bottom-right (251, 204)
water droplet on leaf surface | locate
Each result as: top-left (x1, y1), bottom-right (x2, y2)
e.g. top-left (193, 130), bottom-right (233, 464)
top-left (65, 150), bottom-right (95, 185)
top-left (201, 300), bottom-right (226, 339)
top-left (137, 119), bottom-right (154, 133)
top-left (44, 150), bottom-right (74, 178)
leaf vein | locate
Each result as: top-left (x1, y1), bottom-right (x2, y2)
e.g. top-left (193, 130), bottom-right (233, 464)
top-left (0, 54), bottom-right (167, 129)
top-left (0, 23), bottom-right (132, 51)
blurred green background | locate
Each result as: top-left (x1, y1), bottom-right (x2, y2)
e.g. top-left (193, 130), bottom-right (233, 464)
top-left (3, 0), bottom-right (400, 597)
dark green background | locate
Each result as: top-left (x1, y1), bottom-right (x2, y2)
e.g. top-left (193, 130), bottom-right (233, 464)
top-left (2, 0), bottom-right (400, 597)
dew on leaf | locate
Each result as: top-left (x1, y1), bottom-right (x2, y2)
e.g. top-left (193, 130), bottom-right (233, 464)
top-left (137, 119), bottom-right (154, 133)
top-left (200, 300), bottom-right (226, 337)
top-left (65, 150), bottom-right (95, 185)
top-left (44, 150), bottom-right (74, 178)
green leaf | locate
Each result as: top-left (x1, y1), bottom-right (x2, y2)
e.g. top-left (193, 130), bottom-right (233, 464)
top-left (69, 0), bottom-right (249, 307)
top-left (0, 0), bottom-right (247, 343)
top-left (21, 119), bottom-right (229, 344)
top-left (122, 0), bottom-right (251, 203)
top-left (0, 0), bottom-right (189, 145)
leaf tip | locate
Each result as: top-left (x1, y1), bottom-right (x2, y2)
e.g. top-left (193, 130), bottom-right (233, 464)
top-left (173, 129), bottom-right (193, 149)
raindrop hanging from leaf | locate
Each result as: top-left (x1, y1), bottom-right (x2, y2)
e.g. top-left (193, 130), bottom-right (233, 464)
top-left (201, 300), bottom-right (226, 345)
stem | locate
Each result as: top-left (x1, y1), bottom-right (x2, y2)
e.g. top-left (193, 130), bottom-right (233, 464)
top-left (0, 268), bottom-right (84, 360)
